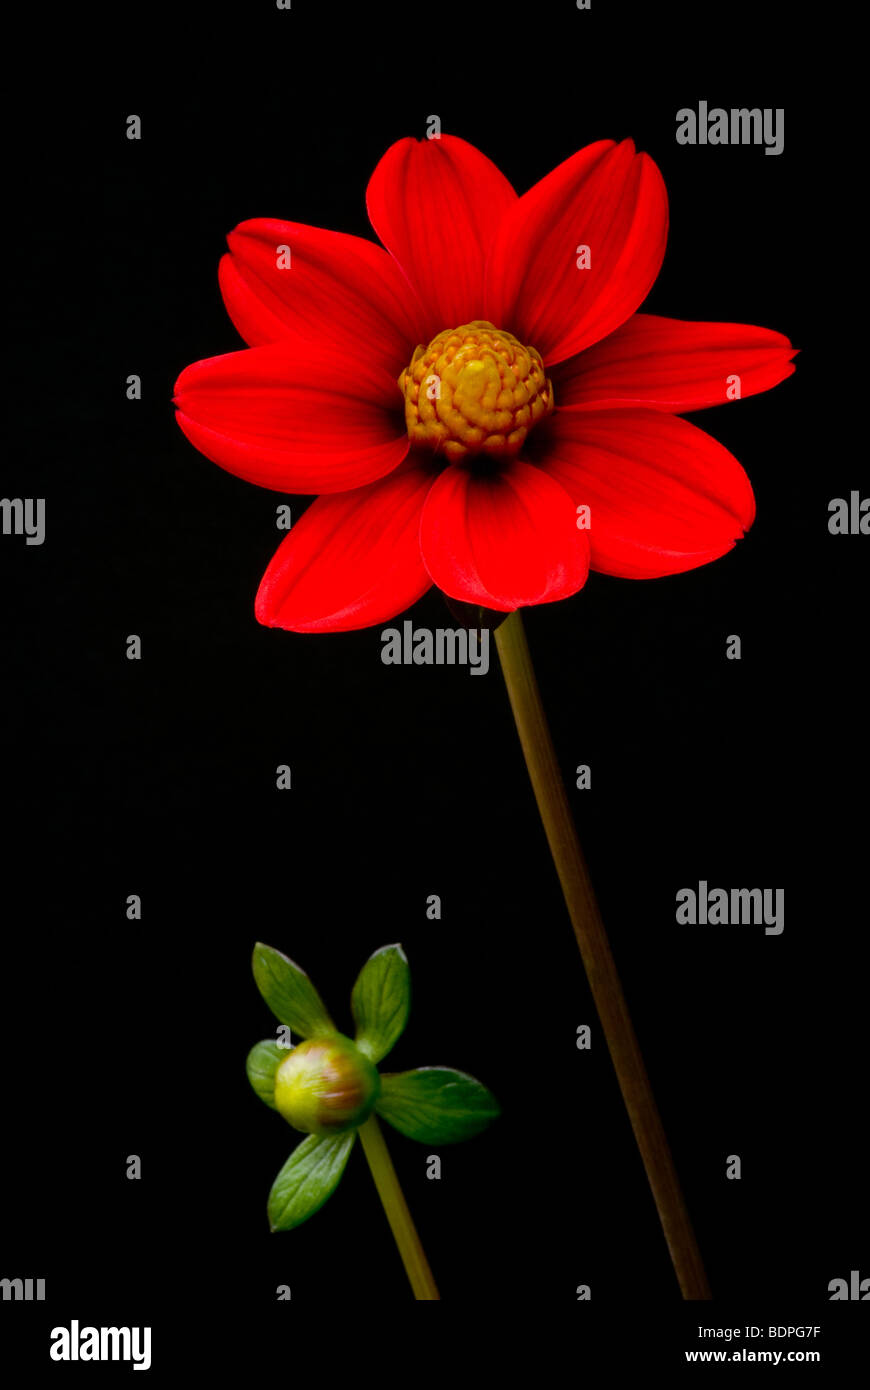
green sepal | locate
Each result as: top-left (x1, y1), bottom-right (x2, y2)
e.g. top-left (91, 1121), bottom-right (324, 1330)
top-left (351, 943), bottom-right (410, 1063)
top-left (267, 1132), bottom-right (356, 1232)
top-left (375, 1067), bottom-right (500, 1144)
top-left (252, 942), bottom-right (334, 1038)
top-left (246, 1039), bottom-right (286, 1110)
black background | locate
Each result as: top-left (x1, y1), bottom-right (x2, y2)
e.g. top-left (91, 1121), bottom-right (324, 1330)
top-left (2, 0), bottom-right (866, 1372)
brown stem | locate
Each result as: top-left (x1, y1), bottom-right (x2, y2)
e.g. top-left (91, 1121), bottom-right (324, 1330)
top-left (495, 609), bottom-right (711, 1300)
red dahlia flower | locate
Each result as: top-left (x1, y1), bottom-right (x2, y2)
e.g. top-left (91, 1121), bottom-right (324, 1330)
top-left (174, 135), bottom-right (796, 631)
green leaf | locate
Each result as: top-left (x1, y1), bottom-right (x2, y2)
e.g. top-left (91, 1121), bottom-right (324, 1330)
top-left (252, 943), bottom-right (334, 1038)
top-left (267, 1132), bottom-right (356, 1232)
top-left (246, 1039), bottom-right (286, 1110)
top-left (375, 1068), bottom-right (500, 1144)
top-left (351, 943), bottom-right (411, 1063)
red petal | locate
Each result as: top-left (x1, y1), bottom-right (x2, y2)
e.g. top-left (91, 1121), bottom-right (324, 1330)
top-left (218, 218), bottom-right (426, 369)
top-left (255, 465), bottom-right (435, 632)
top-left (367, 134), bottom-right (517, 336)
top-left (419, 460), bottom-right (590, 611)
top-left (174, 342), bottom-right (408, 494)
top-left (486, 139), bottom-right (668, 366)
top-left (554, 314), bottom-right (797, 411)
top-left (537, 409), bottom-right (755, 578)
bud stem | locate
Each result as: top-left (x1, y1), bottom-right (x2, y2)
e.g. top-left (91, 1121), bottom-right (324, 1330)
top-left (494, 609), bottom-right (711, 1300)
top-left (358, 1115), bottom-right (440, 1300)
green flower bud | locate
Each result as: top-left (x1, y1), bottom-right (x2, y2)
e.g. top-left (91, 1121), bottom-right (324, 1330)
top-left (273, 1033), bottom-right (380, 1136)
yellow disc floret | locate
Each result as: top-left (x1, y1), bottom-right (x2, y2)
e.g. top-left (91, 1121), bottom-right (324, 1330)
top-left (399, 320), bottom-right (554, 462)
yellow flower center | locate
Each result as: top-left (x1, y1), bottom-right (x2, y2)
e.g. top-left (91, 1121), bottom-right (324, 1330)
top-left (399, 320), bottom-right (554, 462)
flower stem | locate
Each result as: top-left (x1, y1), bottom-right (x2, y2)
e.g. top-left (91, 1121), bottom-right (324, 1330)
top-left (359, 1115), bottom-right (441, 1301)
top-left (494, 610), bottom-right (711, 1301)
